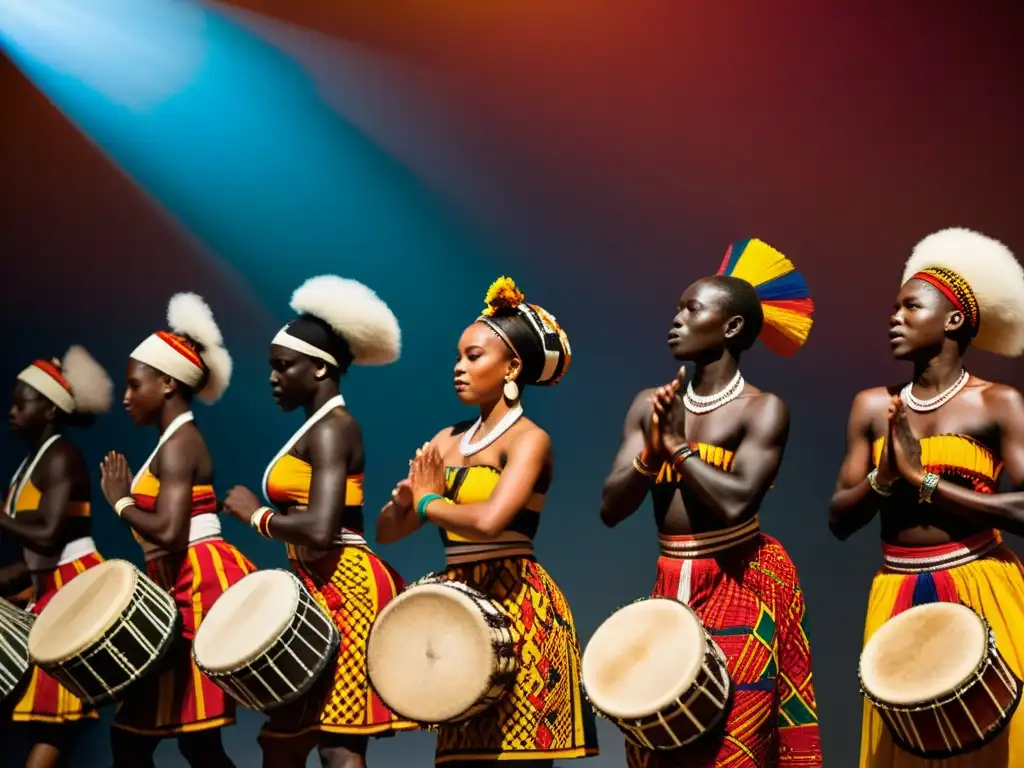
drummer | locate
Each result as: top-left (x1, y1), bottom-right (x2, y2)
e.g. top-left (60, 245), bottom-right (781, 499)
top-left (599, 239), bottom-right (822, 766)
top-left (99, 293), bottom-right (255, 767)
top-left (222, 275), bottom-right (416, 767)
top-left (376, 276), bottom-right (600, 765)
top-left (2, 347), bottom-right (111, 768)
top-left (829, 228), bottom-right (1024, 767)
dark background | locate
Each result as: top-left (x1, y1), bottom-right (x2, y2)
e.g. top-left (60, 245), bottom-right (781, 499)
top-left (1, 1), bottom-right (1022, 764)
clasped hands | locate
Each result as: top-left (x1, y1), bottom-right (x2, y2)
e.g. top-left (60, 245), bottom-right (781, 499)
top-left (391, 443), bottom-right (446, 516)
top-left (876, 395), bottom-right (926, 490)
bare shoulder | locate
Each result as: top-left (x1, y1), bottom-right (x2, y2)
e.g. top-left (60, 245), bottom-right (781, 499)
top-left (852, 385), bottom-right (900, 412)
top-left (977, 379), bottom-right (1024, 414)
top-left (39, 440), bottom-right (85, 483)
top-left (313, 408), bottom-right (362, 443)
top-left (510, 417), bottom-right (552, 453)
top-left (739, 388), bottom-right (789, 431)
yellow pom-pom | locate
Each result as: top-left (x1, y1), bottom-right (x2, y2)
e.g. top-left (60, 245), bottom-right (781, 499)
top-left (482, 276), bottom-right (526, 316)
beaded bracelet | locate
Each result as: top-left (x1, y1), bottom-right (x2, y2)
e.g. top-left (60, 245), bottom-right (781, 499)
top-left (250, 506), bottom-right (275, 538)
top-left (671, 444), bottom-right (694, 471)
top-left (113, 496), bottom-right (134, 517)
top-left (919, 472), bottom-right (940, 504)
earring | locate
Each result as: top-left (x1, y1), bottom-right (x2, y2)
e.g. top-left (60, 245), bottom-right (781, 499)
top-left (503, 378), bottom-right (520, 403)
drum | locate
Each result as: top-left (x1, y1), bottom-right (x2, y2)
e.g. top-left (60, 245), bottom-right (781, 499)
top-left (366, 576), bottom-right (516, 725)
top-left (27, 559), bottom-right (178, 707)
top-left (582, 596), bottom-right (731, 750)
top-left (860, 601), bottom-right (1022, 758)
top-left (192, 569), bottom-right (339, 711)
top-left (0, 597), bottom-right (34, 702)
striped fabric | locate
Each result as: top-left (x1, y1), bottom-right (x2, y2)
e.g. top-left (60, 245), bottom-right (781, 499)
top-left (11, 553), bottom-right (103, 723)
top-left (111, 539), bottom-right (255, 736)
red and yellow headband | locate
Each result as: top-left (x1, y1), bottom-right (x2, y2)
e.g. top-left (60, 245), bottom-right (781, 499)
top-left (130, 330), bottom-right (205, 387)
top-left (911, 267), bottom-right (980, 330)
top-left (17, 359), bottom-right (75, 414)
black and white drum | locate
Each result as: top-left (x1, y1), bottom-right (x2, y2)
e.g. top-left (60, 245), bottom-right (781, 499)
top-left (0, 597), bottom-right (34, 702)
top-left (192, 569), bottom-right (339, 711)
top-left (366, 576), bottom-right (517, 725)
top-left (27, 559), bottom-right (178, 706)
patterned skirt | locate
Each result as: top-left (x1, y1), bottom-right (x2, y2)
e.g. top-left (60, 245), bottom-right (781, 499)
top-left (111, 538), bottom-right (256, 736)
top-left (626, 528), bottom-right (821, 767)
top-left (860, 532), bottom-right (1024, 767)
top-left (433, 555), bottom-right (599, 764)
top-left (260, 544), bottom-right (417, 738)
top-left (11, 552), bottom-right (104, 724)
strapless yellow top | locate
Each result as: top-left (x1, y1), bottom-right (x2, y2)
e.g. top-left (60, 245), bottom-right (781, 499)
top-left (439, 465), bottom-right (542, 559)
top-left (872, 434), bottom-right (1001, 493)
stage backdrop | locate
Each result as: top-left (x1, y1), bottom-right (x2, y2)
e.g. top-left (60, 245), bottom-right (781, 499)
top-left (1, 1), bottom-right (1022, 765)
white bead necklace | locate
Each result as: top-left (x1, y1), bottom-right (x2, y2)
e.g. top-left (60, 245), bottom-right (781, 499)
top-left (684, 370), bottom-right (745, 414)
top-left (901, 369), bottom-right (970, 413)
top-left (459, 403), bottom-right (524, 456)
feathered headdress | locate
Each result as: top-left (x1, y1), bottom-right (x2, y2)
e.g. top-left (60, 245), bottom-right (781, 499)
top-left (130, 293), bottom-right (233, 404)
top-left (716, 238), bottom-right (815, 357)
top-left (902, 228), bottom-right (1024, 357)
top-left (16, 345), bottom-right (113, 415)
top-left (273, 275), bottom-right (401, 367)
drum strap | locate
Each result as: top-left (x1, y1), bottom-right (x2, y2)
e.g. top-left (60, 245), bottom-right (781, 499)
top-left (261, 394), bottom-right (345, 505)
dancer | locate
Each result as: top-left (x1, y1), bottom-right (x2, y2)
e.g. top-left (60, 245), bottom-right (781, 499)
top-left (376, 276), bottom-right (599, 766)
top-left (100, 293), bottom-right (254, 768)
top-left (222, 275), bottom-right (415, 768)
top-left (829, 228), bottom-right (1024, 767)
top-left (599, 239), bottom-right (822, 766)
top-left (2, 347), bottom-right (111, 768)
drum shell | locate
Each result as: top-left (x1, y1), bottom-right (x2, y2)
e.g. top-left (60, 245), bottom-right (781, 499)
top-left (865, 630), bottom-right (1022, 759)
top-left (366, 575), bottom-right (517, 727)
top-left (193, 570), bottom-right (340, 712)
top-left (29, 563), bottom-right (179, 707)
top-left (604, 627), bottom-right (731, 750)
top-left (0, 598), bottom-right (34, 703)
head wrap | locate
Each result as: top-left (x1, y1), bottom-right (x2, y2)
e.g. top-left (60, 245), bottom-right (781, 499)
top-left (902, 228), bottom-right (1024, 357)
top-left (716, 238), bottom-right (815, 357)
top-left (17, 345), bottom-right (112, 415)
top-left (271, 275), bottom-right (401, 369)
top-left (477, 277), bottom-right (571, 387)
top-left (130, 293), bottom-right (233, 404)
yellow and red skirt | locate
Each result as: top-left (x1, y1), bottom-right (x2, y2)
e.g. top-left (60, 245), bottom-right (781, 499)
top-left (860, 530), bottom-right (1024, 767)
top-left (627, 520), bottom-right (821, 768)
top-left (11, 552), bottom-right (104, 724)
top-left (432, 555), bottom-right (600, 764)
top-left (111, 538), bottom-right (255, 736)
top-left (260, 543), bottom-right (417, 739)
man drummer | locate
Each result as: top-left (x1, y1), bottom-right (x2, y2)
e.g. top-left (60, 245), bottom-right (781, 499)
top-left (600, 238), bottom-right (822, 767)
top-left (829, 227), bottom-right (1024, 766)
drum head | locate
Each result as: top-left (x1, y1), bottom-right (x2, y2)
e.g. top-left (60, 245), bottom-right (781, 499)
top-left (860, 602), bottom-right (986, 706)
top-left (582, 597), bottom-right (706, 720)
top-left (28, 560), bottom-right (138, 664)
top-left (367, 582), bottom-right (501, 723)
top-left (193, 570), bottom-right (300, 674)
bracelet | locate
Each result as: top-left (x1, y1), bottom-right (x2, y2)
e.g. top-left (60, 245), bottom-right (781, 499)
top-left (113, 497), bottom-right (135, 517)
top-left (632, 454), bottom-right (658, 478)
top-left (250, 506), bottom-right (275, 538)
top-left (919, 472), bottom-right (940, 504)
top-left (671, 444), bottom-right (694, 471)
top-left (416, 493), bottom-right (444, 523)
top-left (867, 469), bottom-right (892, 497)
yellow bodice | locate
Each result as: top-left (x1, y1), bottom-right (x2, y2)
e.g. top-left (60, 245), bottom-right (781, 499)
top-left (872, 434), bottom-right (1001, 493)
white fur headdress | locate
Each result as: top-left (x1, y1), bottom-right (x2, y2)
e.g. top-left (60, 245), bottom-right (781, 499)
top-left (130, 293), bottom-right (233, 404)
top-left (902, 227), bottom-right (1024, 357)
top-left (272, 275), bottom-right (401, 367)
top-left (16, 345), bottom-right (112, 415)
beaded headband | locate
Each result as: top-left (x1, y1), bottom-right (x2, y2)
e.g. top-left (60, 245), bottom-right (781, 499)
top-left (911, 267), bottom-right (980, 331)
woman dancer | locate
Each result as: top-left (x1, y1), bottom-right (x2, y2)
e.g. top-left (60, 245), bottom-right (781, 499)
top-left (829, 228), bottom-right (1024, 767)
top-left (222, 275), bottom-right (415, 768)
top-left (100, 293), bottom-right (255, 768)
top-left (3, 347), bottom-right (111, 768)
top-left (377, 276), bottom-right (599, 766)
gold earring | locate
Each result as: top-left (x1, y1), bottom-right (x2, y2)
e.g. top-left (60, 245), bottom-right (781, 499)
top-left (503, 377), bottom-right (520, 402)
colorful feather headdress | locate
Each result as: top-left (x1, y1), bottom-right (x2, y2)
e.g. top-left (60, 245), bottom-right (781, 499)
top-left (716, 238), bottom-right (814, 357)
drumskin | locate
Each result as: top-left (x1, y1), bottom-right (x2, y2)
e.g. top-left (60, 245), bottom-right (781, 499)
top-left (259, 546), bottom-right (418, 738)
top-left (861, 435), bottom-right (1024, 766)
top-left (433, 465), bottom-right (599, 764)
top-left (110, 538), bottom-right (255, 736)
top-left (11, 552), bottom-right (103, 724)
